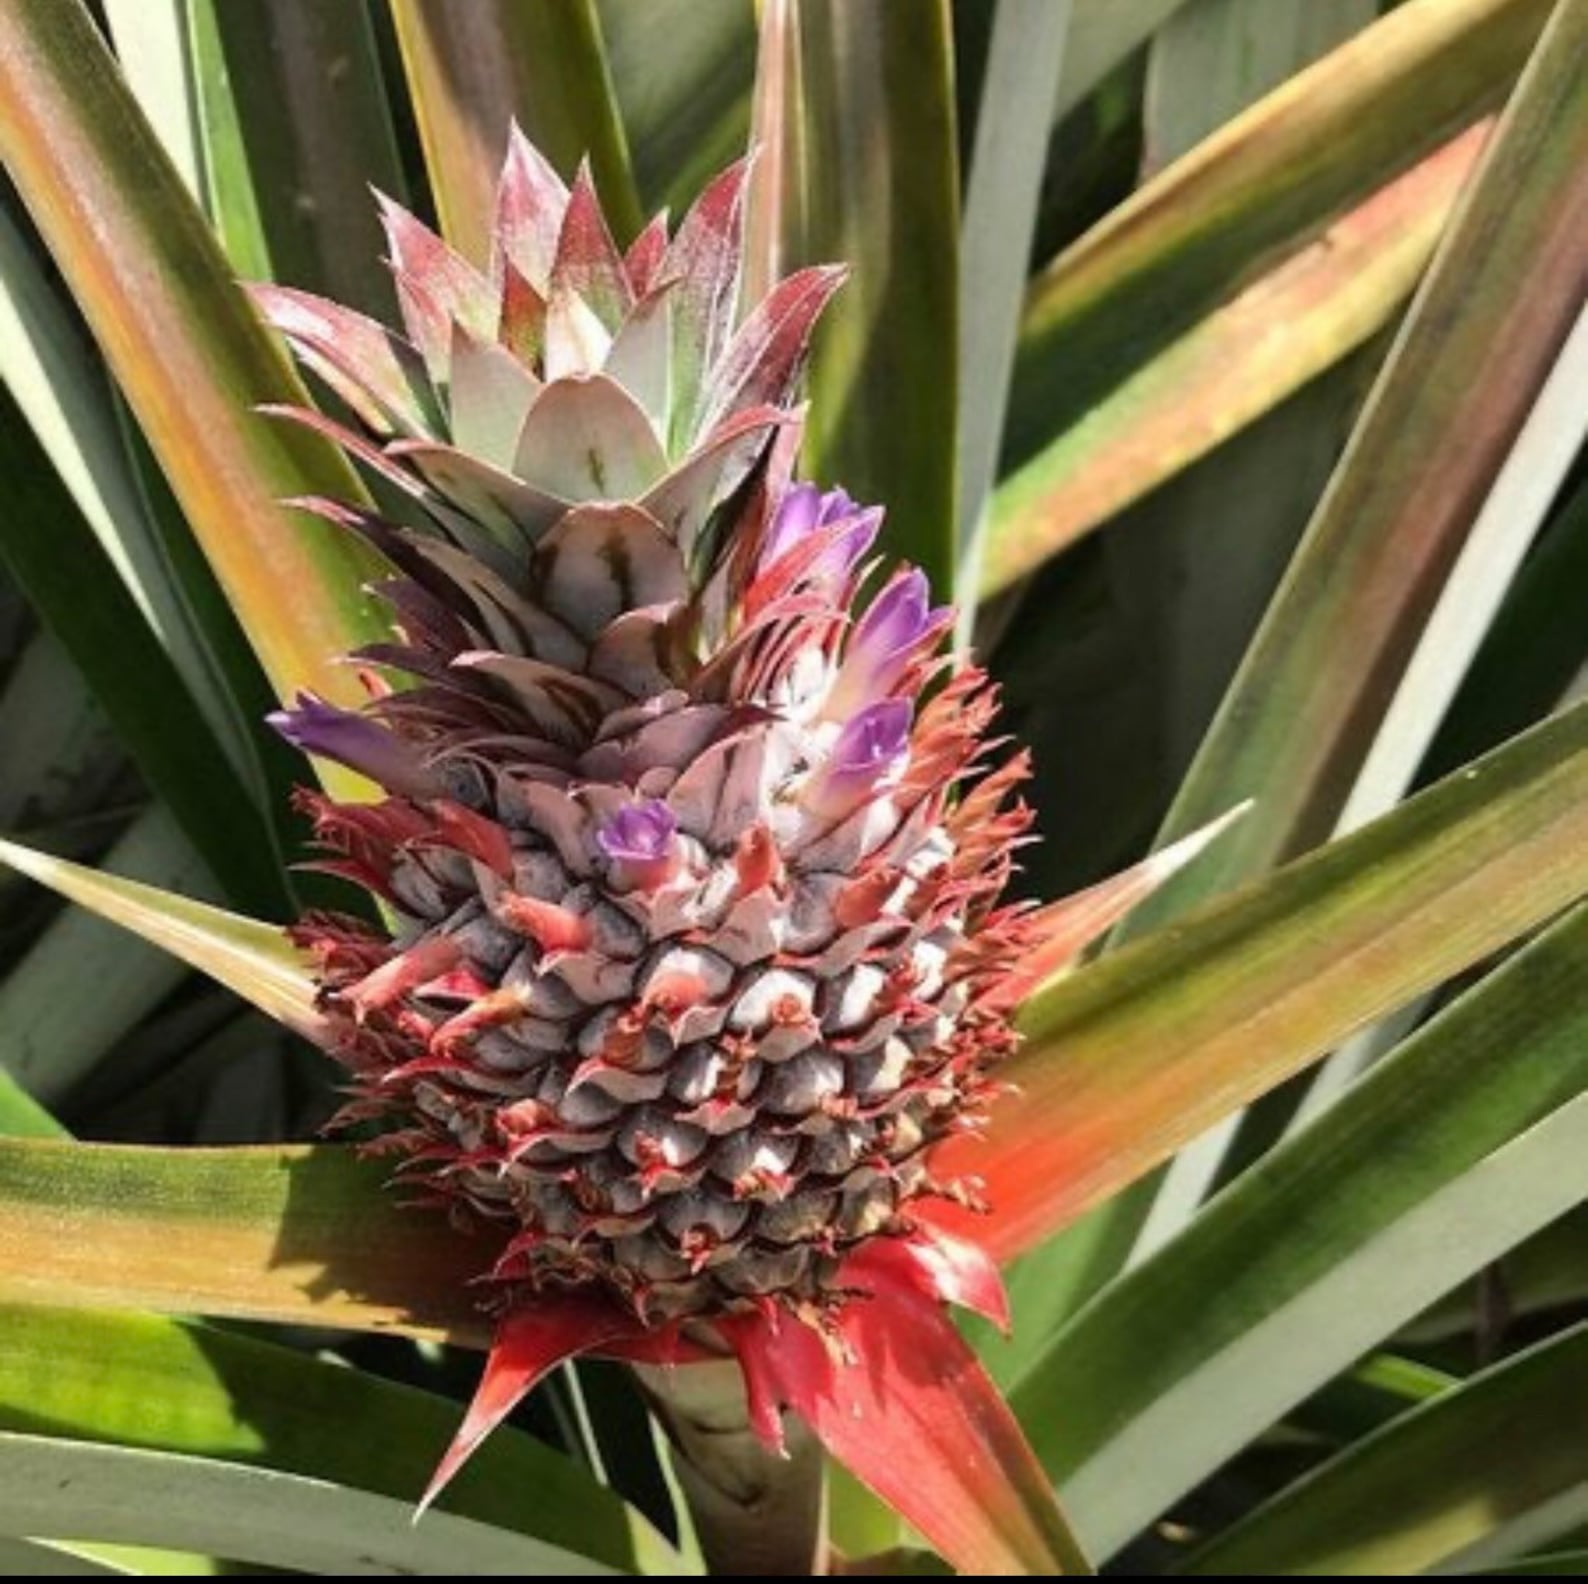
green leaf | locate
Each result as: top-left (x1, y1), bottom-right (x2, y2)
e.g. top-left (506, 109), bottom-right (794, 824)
top-left (1138, 0), bottom-right (1376, 176)
top-left (973, 0), bottom-right (1388, 1329)
top-left (1290, 1353), bottom-right (1456, 1446)
top-left (0, 387), bottom-right (286, 912)
top-left (0, 204), bottom-right (256, 782)
top-left (0, 808), bottom-right (207, 1108)
top-left (988, 0), bottom-right (1549, 591)
top-left (0, 1068), bottom-right (62, 1139)
top-left (1121, 0), bottom-right (1588, 929)
top-left (1006, 900), bottom-right (1588, 1558)
top-left (954, 0), bottom-right (1072, 619)
top-left (389, 0), bottom-right (642, 256)
top-left (1089, 0), bottom-right (1588, 1272)
top-left (0, 1138), bottom-right (481, 1341)
top-left (0, 1305), bottom-right (667, 1574)
top-left (1481, 1555), bottom-right (1588, 1577)
top-left (184, 0), bottom-right (268, 279)
top-left (0, 0), bottom-right (388, 723)
top-left (0, 1431), bottom-right (622, 1576)
top-left (0, 1539), bottom-right (128, 1576)
top-left (1081, 0), bottom-right (1377, 773)
top-left (194, 0), bottom-right (407, 316)
top-left (1184, 1326), bottom-right (1588, 1575)
top-left (761, 0), bottom-right (960, 594)
top-left (1406, 1205), bottom-right (1588, 1344)
top-left (1052, 0), bottom-right (1194, 124)
top-left (0, 836), bottom-right (321, 1042)
top-left (1424, 474), bottom-right (1588, 784)
top-left (598, 0), bottom-right (755, 215)
top-left (938, 695), bottom-right (1588, 1263)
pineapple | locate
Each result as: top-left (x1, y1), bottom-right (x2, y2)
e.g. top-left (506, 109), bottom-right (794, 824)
top-left (258, 128), bottom-right (1045, 1495)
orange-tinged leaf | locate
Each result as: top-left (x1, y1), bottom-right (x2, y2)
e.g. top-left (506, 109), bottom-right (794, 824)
top-left (0, 1138), bottom-right (485, 1343)
top-left (1119, 0), bottom-right (1588, 932)
top-left (0, 0), bottom-right (388, 715)
top-left (932, 698), bottom-right (1588, 1263)
top-left (994, 803), bottom-right (1250, 1008)
top-left (0, 837), bottom-right (325, 1043)
top-left (1004, 0), bottom-right (1548, 481)
top-left (983, 123), bottom-right (1488, 594)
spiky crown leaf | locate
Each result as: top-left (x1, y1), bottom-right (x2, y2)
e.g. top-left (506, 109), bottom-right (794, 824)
top-left (256, 130), bottom-right (1040, 1336)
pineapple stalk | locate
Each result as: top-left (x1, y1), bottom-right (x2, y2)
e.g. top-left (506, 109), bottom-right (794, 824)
top-left (638, 1359), bottom-right (827, 1576)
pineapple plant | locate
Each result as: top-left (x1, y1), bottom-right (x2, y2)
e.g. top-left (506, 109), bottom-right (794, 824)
top-left (0, 0), bottom-right (1583, 1576)
top-left (255, 136), bottom-right (1208, 1549)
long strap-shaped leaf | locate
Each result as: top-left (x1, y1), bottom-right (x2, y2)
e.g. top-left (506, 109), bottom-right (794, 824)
top-left (983, 117), bottom-right (1486, 593)
top-left (1005, 895), bottom-right (1588, 1555)
top-left (197, 0), bottom-right (407, 317)
top-left (0, 836), bottom-right (322, 1042)
top-left (389, 0), bottom-right (641, 255)
top-left (0, 1138), bottom-right (484, 1341)
top-left (1063, 0), bottom-right (1588, 1289)
top-left (0, 1432), bottom-right (618, 1577)
top-left (1001, 0), bottom-right (1548, 486)
top-left (0, 0), bottom-right (387, 719)
top-left (953, 0), bottom-right (1072, 618)
top-left (936, 695), bottom-right (1588, 1262)
top-left (0, 1305), bottom-right (664, 1572)
top-left (1121, 0), bottom-right (1588, 928)
top-left (1184, 1325), bottom-right (1588, 1575)
top-left (748, 0), bottom-right (960, 594)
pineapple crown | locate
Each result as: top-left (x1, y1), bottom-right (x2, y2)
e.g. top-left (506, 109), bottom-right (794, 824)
top-left (254, 126), bottom-right (1044, 1512)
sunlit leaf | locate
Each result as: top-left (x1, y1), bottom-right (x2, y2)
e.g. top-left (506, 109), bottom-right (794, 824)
top-left (0, 837), bottom-right (320, 1040)
top-left (0, 0), bottom-right (387, 720)
top-left (1120, 0), bottom-right (1588, 926)
top-left (983, 123), bottom-right (1481, 594)
top-left (0, 1138), bottom-right (481, 1341)
top-left (939, 697), bottom-right (1588, 1262)
top-left (390, 0), bottom-right (641, 257)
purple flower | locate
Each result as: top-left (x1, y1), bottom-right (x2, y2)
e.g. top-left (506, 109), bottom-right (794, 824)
top-left (597, 800), bottom-right (678, 863)
top-left (761, 482), bottom-right (883, 588)
top-left (827, 568), bottom-right (952, 716)
top-left (596, 799), bottom-right (681, 889)
top-left (807, 700), bottom-right (912, 817)
top-left (269, 691), bottom-right (442, 799)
